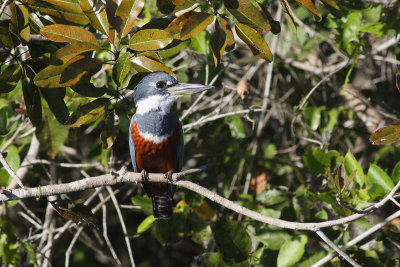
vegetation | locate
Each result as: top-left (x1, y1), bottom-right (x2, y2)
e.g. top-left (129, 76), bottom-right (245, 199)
top-left (1, 0), bottom-right (400, 266)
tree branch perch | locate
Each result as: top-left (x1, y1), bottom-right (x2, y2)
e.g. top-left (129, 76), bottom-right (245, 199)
top-left (1, 165), bottom-right (400, 232)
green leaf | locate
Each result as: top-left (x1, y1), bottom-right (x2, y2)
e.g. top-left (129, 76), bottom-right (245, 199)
top-left (113, 52), bottom-right (131, 86)
top-left (295, 0), bottom-right (322, 21)
top-left (21, 241), bottom-right (38, 266)
top-left (51, 42), bottom-right (101, 65)
top-left (40, 87), bottom-right (69, 124)
top-left (188, 30), bottom-right (207, 55)
top-left (370, 124), bottom-right (400, 146)
top-left (256, 188), bottom-right (290, 206)
top-left (26, 0), bottom-right (90, 25)
top-left (188, 213), bottom-right (212, 246)
top-left (131, 195), bottom-right (153, 213)
top-left (392, 161), bottom-right (400, 184)
top-left (214, 218), bottom-right (252, 262)
top-left (224, 0), bottom-right (271, 32)
top-left (367, 164), bottom-right (394, 195)
top-left (298, 251), bottom-right (325, 267)
top-left (79, 0), bottom-right (109, 35)
top-left (362, 4), bottom-right (382, 23)
top-left (9, 3), bottom-right (30, 44)
top-left (342, 12), bottom-right (361, 49)
top-left (137, 215), bottom-right (157, 234)
top-left (277, 235), bottom-right (308, 267)
top-left (253, 227), bottom-right (291, 250)
top-left (65, 98), bottom-right (108, 127)
top-left (0, 64), bottom-right (22, 93)
top-left (37, 108), bottom-right (69, 156)
top-left (202, 252), bottom-right (229, 267)
top-left (235, 23), bottom-right (273, 61)
top-left (100, 111), bottom-right (119, 149)
top-left (130, 56), bottom-right (172, 73)
top-left (251, 247), bottom-right (276, 266)
top-left (157, 40), bottom-right (189, 59)
top-left (344, 150), bottom-right (365, 188)
top-left (22, 79), bottom-right (42, 127)
top-left (0, 146), bottom-right (21, 187)
top-left (70, 84), bottom-right (106, 97)
top-left (156, 204), bottom-right (190, 244)
top-left (180, 12), bottom-right (214, 40)
top-left (303, 147), bottom-right (339, 174)
top-left (40, 24), bottom-right (99, 44)
top-left (115, 0), bottom-right (145, 38)
top-left (129, 29), bottom-right (173, 51)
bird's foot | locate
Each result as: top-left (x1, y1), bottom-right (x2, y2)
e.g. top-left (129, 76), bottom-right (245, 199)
top-left (141, 169), bottom-right (149, 183)
top-left (164, 171), bottom-right (173, 184)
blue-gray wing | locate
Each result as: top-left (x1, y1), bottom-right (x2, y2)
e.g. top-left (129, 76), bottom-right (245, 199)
top-left (129, 114), bottom-right (138, 172)
top-left (176, 120), bottom-right (184, 172)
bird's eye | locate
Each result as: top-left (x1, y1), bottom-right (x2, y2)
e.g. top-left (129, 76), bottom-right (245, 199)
top-left (156, 81), bottom-right (167, 89)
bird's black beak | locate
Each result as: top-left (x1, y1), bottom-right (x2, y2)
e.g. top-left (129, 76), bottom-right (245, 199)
top-left (166, 82), bottom-right (214, 96)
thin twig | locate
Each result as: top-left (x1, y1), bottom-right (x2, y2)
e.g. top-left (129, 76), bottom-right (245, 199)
top-left (312, 209), bottom-right (400, 266)
top-left (106, 186), bottom-right (135, 267)
top-left (0, 151), bottom-right (24, 188)
top-left (100, 193), bottom-right (122, 265)
top-left (315, 229), bottom-right (362, 267)
top-left (0, 0), bottom-right (10, 17)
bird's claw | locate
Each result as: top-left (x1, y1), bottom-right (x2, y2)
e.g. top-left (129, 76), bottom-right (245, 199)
top-left (141, 169), bottom-right (149, 183)
top-left (164, 171), bottom-right (173, 184)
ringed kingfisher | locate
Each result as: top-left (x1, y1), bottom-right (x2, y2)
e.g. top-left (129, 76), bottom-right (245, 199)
top-left (129, 72), bottom-right (213, 219)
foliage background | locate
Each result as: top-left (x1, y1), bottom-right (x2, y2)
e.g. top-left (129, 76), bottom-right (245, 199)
top-left (1, 0), bottom-right (400, 266)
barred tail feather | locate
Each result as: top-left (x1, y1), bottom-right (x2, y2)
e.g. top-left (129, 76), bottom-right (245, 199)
top-left (152, 192), bottom-right (173, 219)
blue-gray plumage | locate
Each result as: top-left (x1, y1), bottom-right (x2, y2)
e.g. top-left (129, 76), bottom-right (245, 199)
top-left (129, 72), bottom-right (213, 219)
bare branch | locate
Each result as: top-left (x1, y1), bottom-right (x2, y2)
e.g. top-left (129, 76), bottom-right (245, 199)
top-left (0, 151), bottom-right (24, 188)
top-left (2, 165), bottom-right (400, 232)
top-left (315, 229), bottom-right (362, 267)
top-left (312, 209), bottom-right (400, 266)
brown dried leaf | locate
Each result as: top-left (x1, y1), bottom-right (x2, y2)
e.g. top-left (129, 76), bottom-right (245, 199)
top-left (251, 172), bottom-right (267, 193)
top-left (237, 79), bottom-right (250, 100)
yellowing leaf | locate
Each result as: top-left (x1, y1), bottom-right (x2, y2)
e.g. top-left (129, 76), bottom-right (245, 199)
top-left (129, 29), bottom-right (173, 51)
top-left (180, 12), bottom-right (214, 40)
top-left (66, 98), bottom-right (108, 127)
top-left (26, 0), bottom-right (90, 25)
top-left (9, 3), bottom-right (30, 44)
top-left (224, 0), bottom-right (271, 32)
top-left (235, 23), bottom-right (273, 61)
top-left (370, 124), bottom-right (400, 146)
top-left (51, 42), bottom-right (101, 65)
top-left (194, 200), bottom-right (214, 221)
top-left (101, 111), bottom-right (120, 149)
top-left (34, 56), bottom-right (102, 88)
top-left (210, 19), bottom-right (228, 67)
top-left (41, 24), bottom-right (99, 44)
top-left (41, 0), bottom-right (82, 13)
top-left (115, 0), bottom-right (145, 38)
top-left (295, 0), bottom-right (322, 21)
top-left (80, 0), bottom-right (109, 35)
top-left (130, 56), bottom-right (172, 73)
top-left (217, 17), bottom-right (235, 51)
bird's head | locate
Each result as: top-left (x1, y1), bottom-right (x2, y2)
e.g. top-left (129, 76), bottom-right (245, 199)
top-left (133, 72), bottom-right (213, 115)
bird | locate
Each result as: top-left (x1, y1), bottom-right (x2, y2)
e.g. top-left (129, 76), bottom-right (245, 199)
top-left (129, 72), bottom-right (213, 219)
